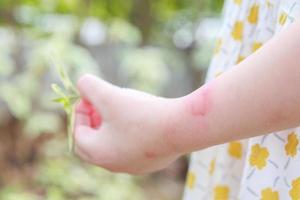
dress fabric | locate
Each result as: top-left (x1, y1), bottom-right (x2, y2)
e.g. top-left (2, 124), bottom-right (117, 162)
top-left (183, 0), bottom-right (300, 199)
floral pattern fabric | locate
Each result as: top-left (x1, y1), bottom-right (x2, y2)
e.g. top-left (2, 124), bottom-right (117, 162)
top-left (183, 0), bottom-right (300, 199)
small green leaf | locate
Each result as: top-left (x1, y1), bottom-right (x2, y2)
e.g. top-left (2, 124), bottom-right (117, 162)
top-left (49, 55), bottom-right (78, 95)
top-left (50, 56), bottom-right (80, 153)
top-left (51, 84), bottom-right (67, 98)
top-left (52, 97), bottom-right (67, 103)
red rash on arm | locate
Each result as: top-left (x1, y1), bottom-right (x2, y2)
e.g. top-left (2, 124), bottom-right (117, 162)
top-left (184, 81), bottom-right (215, 117)
top-left (163, 81), bottom-right (215, 154)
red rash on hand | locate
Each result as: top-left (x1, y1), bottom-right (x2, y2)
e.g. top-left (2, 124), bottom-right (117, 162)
top-left (90, 109), bottom-right (101, 128)
top-left (185, 81), bottom-right (215, 117)
top-left (77, 99), bottom-right (102, 129)
top-left (75, 100), bottom-right (91, 115)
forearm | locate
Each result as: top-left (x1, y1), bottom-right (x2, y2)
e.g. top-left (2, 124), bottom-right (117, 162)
top-left (174, 20), bottom-right (300, 153)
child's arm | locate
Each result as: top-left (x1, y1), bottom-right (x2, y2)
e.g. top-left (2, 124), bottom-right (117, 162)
top-left (74, 20), bottom-right (300, 174)
top-left (186, 19), bottom-right (300, 152)
top-left (172, 19), bottom-right (300, 153)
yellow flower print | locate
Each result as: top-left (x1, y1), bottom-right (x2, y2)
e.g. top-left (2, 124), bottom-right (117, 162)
top-left (214, 185), bottom-right (229, 200)
top-left (186, 171), bottom-right (196, 189)
top-left (252, 42), bottom-right (263, 52)
top-left (234, 0), bottom-right (242, 5)
top-left (209, 159), bottom-right (216, 175)
top-left (289, 177), bottom-right (300, 200)
top-left (248, 4), bottom-right (260, 24)
top-left (228, 141), bottom-right (243, 159)
top-left (232, 21), bottom-right (244, 41)
top-left (279, 12), bottom-right (288, 25)
top-left (249, 144), bottom-right (269, 169)
top-left (236, 55), bottom-right (245, 64)
top-left (261, 188), bottom-right (279, 200)
top-left (214, 39), bottom-right (222, 55)
top-left (285, 132), bottom-right (299, 157)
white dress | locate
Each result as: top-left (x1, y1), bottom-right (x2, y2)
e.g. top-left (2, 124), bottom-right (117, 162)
top-left (183, 0), bottom-right (300, 199)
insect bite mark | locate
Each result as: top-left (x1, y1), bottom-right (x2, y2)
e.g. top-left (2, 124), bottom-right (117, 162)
top-left (185, 81), bottom-right (214, 117)
top-left (144, 151), bottom-right (157, 159)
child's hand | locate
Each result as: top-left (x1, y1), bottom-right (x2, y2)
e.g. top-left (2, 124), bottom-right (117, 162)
top-left (74, 74), bottom-right (186, 175)
top-left (74, 20), bottom-right (300, 175)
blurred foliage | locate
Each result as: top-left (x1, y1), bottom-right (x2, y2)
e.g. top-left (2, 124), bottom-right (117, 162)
top-left (36, 138), bottom-right (143, 200)
top-left (0, 0), bottom-right (224, 199)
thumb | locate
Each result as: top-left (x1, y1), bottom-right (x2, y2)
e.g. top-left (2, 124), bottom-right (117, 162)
top-left (77, 74), bottom-right (118, 118)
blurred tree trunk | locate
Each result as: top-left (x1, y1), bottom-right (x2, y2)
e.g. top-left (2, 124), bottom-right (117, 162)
top-left (0, 113), bottom-right (52, 185)
top-left (184, 44), bottom-right (206, 90)
top-left (0, 4), bottom-right (17, 25)
top-left (131, 0), bottom-right (152, 45)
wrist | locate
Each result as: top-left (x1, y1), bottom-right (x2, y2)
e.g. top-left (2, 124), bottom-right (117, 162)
top-left (164, 82), bottom-right (218, 154)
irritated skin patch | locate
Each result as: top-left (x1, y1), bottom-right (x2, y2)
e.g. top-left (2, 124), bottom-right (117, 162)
top-left (91, 112), bottom-right (101, 128)
top-left (144, 151), bottom-right (157, 159)
top-left (185, 81), bottom-right (215, 117)
top-left (76, 99), bottom-right (102, 129)
top-left (163, 81), bottom-right (215, 153)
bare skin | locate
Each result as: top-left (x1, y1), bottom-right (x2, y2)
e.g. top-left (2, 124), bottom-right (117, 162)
top-left (74, 20), bottom-right (300, 174)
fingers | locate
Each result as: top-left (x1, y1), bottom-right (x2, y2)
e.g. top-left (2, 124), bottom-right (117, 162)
top-left (75, 100), bottom-right (92, 127)
top-left (73, 125), bottom-right (99, 160)
top-left (74, 144), bottom-right (93, 162)
top-left (73, 124), bottom-right (117, 169)
top-left (75, 100), bottom-right (102, 129)
top-left (77, 74), bottom-right (118, 118)
top-left (90, 110), bottom-right (101, 128)
top-left (74, 99), bottom-right (106, 166)
top-left (73, 106), bottom-right (103, 165)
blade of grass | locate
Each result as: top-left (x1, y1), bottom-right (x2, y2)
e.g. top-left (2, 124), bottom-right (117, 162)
top-left (51, 84), bottom-right (67, 98)
top-left (50, 55), bottom-right (80, 153)
top-left (49, 54), bottom-right (78, 96)
top-left (68, 106), bottom-right (75, 152)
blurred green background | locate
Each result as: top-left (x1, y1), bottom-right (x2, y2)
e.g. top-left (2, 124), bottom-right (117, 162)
top-left (0, 0), bottom-right (224, 199)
